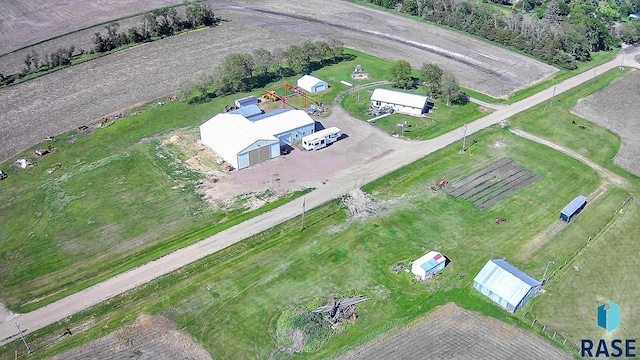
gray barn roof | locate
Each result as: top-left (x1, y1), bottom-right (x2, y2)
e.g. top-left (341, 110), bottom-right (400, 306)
top-left (474, 259), bottom-right (540, 308)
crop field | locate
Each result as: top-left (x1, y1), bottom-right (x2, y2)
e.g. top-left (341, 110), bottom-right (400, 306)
top-left (445, 157), bottom-right (540, 210)
top-left (0, 0), bottom-right (557, 162)
top-left (47, 314), bottom-right (212, 360)
top-left (570, 70), bottom-right (640, 177)
top-left (337, 302), bottom-right (572, 360)
top-left (4, 124), bottom-right (624, 359)
top-left (0, 0), bottom-right (183, 54)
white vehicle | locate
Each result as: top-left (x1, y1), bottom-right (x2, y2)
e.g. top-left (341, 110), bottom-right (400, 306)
top-left (302, 127), bottom-right (342, 151)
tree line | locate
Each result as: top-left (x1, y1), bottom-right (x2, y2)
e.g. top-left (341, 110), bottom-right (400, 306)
top-left (0, 2), bottom-right (217, 88)
top-left (366, 0), bottom-right (640, 69)
top-left (388, 59), bottom-right (469, 105)
top-left (186, 39), bottom-right (345, 104)
top-left (92, 3), bottom-right (217, 53)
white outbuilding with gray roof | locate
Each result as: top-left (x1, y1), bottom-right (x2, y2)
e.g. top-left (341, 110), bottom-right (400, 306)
top-left (199, 109), bottom-right (315, 170)
top-left (297, 75), bottom-right (329, 93)
top-left (370, 88), bottom-right (433, 116)
top-left (473, 259), bottom-right (541, 313)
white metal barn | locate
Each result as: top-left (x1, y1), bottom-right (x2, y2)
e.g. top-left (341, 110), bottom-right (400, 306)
top-left (473, 259), bottom-right (541, 313)
top-left (297, 75), bottom-right (329, 93)
top-left (199, 109), bottom-right (315, 170)
top-left (370, 88), bottom-right (432, 116)
top-left (411, 251), bottom-right (447, 281)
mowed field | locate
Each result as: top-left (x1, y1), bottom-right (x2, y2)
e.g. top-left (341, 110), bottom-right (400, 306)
top-left (571, 70), bottom-right (640, 177)
top-left (0, 0), bottom-right (557, 162)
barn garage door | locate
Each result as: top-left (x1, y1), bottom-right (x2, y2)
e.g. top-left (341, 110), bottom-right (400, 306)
top-left (248, 146), bottom-right (271, 166)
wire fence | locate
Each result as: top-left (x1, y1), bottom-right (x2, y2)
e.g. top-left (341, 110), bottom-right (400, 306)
top-left (526, 196), bottom-right (635, 354)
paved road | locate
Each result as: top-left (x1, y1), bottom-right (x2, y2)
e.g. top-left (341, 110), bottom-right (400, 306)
top-left (1, 47), bottom-right (639, 347)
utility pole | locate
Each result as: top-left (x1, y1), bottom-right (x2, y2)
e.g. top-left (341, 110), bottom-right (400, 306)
top-left (301, 197), bottom-right (306, 231)
top-left (591, 68), bottom-right (596, 87)
top-left (620, 52), bottom-right (625, 71)
top-left (14, 321), bottom-right (31, 354)
top-left (459, 123), bottom-right (468, 154)
top-left (550, 86), bottom-right (557, 108)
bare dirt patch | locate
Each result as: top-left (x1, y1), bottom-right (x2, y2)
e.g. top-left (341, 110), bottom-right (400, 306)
top-left (0, 0), bottom-right (556, 162)
top-left (337, 302), bottom-right (572, 360)
top-left (48, 314), bottom-right (212, 360)
top-left (571, 71), bottom-right (640, 176)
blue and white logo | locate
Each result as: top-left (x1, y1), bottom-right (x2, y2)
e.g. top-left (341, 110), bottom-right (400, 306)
top-left (597, 300), bottom-right (620, 332)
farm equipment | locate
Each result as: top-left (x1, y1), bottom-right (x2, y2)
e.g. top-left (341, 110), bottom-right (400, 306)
top-left (494, 217), bottom-right (507, 224)
top-left (431, 179), bottom-right (448, 191)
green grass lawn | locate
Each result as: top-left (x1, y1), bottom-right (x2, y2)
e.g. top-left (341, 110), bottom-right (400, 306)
top-left (11, 125), bottom-right (626, 360)
top-left (526, 190), bottom-right (640, 343)
top-left (508, 68), bottom-right (625, 168)
top-left (341, 84), bottom-right (487, 140)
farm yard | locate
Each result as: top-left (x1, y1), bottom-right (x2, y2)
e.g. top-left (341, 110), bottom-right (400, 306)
top-left (0, 0), bottom-right (557, 162)
top-left (2, 0), bottom-right (640, 358)
top-left (337, 303), bottom-right (572, 360)
top-left (570, 70), bottom-right (640, 176)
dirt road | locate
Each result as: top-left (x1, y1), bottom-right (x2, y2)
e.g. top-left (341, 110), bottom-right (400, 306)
top-left (1, 48), bottom-right (637, 346)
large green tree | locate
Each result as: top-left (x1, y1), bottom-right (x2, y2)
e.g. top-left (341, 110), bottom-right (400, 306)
top-left (388, 60), bottom-right (413, 89)
top-left (419, 63), bottom-right (443, 97)
top-left (214, 53), bottom-right (254, 96)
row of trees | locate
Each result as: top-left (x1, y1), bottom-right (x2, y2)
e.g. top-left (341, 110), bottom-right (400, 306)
top-left (388, 60), bottom-right (468, 105)
top-left (93, 3), bottom-right (217, 53)
top-left (0, 46), bottom-right (78, 86)
top-left (187, 39), bottom-right (345, 103)
top-left (367, 0), bottom-right (640, 69)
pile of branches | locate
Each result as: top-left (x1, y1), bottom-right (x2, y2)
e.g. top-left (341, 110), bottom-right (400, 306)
top-left (313, 296), bottom-right (369, 325)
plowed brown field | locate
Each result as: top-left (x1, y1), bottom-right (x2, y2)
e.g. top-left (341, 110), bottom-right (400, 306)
top-left (338, 303), bottom-right (572, 360)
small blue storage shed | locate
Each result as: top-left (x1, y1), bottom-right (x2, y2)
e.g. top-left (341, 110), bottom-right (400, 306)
top-left (560, 195), bottom-right (587, 222)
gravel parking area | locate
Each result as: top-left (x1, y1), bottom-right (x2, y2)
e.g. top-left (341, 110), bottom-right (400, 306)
top-left (571, 71), bottom-right (640, 176)
top-left (337, 302), bottom-right (572, 360)
top-left (0, 0), bottom-right (557, 163)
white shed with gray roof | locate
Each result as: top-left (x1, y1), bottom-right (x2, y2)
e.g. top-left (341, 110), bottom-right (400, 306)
top-left (473, 259), bottom-right (541, 313)
top-left (370, 88), bottom-right (433, 116)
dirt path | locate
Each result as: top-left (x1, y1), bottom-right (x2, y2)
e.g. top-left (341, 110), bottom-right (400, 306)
top-left (1, 49), bottom-right (637, 346)
top-left (509, 128), bottom-right (625, 186)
